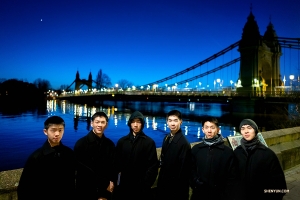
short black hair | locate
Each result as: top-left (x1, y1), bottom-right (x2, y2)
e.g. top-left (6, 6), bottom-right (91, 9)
top-left (201, 117), bottom-right (219, 127)
top-left (44, 116), bottom-right (65, 129)
top-left (167, 110), bottom-right (182, 120)
top-left (92, 111), bottom-right (108, 122)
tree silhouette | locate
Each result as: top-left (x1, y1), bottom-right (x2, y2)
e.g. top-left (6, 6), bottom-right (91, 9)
top-left (33, 78), bottom-right (51, 92)
top-left (117, 79), bottom-right (133, 90)
top-left (95, 69), bottom-right (112, 90)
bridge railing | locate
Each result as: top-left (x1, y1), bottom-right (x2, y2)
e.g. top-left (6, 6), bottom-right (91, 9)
top-left (59, 88), bottom-right (300, 99)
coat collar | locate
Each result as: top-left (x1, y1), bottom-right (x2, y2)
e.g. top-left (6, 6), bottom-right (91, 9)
top-left (169, 129), bottom-right (183, 144)
top-left (42, 140), bottom-right (63, 155)
top-left (197, 141), bottom-right (225, 149)
top-left (124, 131), bottom-right (147, 140)
top-left (86, 130), bottom-right (107, 143)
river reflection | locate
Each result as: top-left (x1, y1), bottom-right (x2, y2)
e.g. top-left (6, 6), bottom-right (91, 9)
top-left (0, 99), bottom-right (298, 171)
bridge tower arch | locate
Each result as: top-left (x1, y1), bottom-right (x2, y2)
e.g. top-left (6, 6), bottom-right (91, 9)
top-left (74, 71), bottom-right (93, 91)
top-left (238, 11), bottom-right (282, 96)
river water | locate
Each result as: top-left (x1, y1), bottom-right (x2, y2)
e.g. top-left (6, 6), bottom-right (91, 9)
top-left (0, 99), bottom-right (298, 171)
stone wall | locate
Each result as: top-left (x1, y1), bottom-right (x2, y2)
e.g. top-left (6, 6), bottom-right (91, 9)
top-left (1, 127), bottom-right (300, 200)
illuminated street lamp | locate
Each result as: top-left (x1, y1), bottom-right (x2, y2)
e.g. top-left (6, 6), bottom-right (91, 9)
top-left (290, 75), bottom-right (295, 91)
top-left (283, 75), bottom-right (286, 86)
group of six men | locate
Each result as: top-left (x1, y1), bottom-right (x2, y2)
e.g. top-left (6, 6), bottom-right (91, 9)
top-left (17, 109), bottom-right (287, 200)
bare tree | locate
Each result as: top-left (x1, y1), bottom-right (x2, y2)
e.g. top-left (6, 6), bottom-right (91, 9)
top-left (117, 79), bottom-right (133, 90)
top-left (33, 78), bottom-right (51, 91)
top-left (95, 69), bottom-right (112, 90)
top-left (60, 84), bottom-right (70, 91)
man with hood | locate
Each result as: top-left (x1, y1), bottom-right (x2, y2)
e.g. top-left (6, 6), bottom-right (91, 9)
top-left (234, 119), bottom-right (287, 200)
top-left (113, 111), bottom-right (159, 200)
top-left (190, 117), bottom-right (236, 200)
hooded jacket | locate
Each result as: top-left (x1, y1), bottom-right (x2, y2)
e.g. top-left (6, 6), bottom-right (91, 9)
top-left (114, 111), bottom-right (158, 200)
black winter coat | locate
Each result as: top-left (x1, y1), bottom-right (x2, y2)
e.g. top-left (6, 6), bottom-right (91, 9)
top-left (74, 131), bottom-right (115, 200)
top-left (234, 143), bottom-right (287, 200)
top-left (113, 131), bottom-right (159, 200)
top-left (156, 129), bottom-right (192, 200)
top-left (17, 140), bottom-right (76, 200)
top-left (190, 141), bottom-right (237, 200)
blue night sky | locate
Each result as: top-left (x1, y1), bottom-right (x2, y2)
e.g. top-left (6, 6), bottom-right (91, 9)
top-left (1, 0), bottom-right (299, 89)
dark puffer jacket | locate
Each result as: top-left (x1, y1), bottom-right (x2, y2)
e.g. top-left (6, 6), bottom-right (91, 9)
top-left (113, 111), bottom-right (159, 200)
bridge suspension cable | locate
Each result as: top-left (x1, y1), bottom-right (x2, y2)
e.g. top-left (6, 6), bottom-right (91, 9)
top-left (169, 57), bottom-right (241, 86)
top-left (277, 37), bottom-right (300, 50)
top-left (141, 40), bottom-right (240, 86)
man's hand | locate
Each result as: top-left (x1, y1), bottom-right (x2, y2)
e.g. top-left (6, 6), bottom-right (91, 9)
top-left (106, 181), bottom-right (114, 193)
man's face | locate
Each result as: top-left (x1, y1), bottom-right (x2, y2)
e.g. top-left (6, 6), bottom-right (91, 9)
top-left (240, 125), bottom-right (256, 141)
top-left (43, 124), bottom-right (64, 147)
top-left (202, 121), bottom-right (219, 139)
top-left (131, 118), bottom-right (142, 134)
top-left (167, 115), bottom-right (182, 134)
top-left (91, 116), bottom-right (108, 137)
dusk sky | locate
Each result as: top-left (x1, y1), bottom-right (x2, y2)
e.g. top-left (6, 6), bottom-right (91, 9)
top-left (1, 0), bottom-right (299, 89)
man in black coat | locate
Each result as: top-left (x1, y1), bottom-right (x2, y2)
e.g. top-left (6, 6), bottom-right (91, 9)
top-left (156, 110), bottom-right (192, 200)
top-left (74, 112), bottom-right (115, 200)
top-left (113, 111), bottom-right (159, 200)
top-left (18, 116), bottom-right (76, 200)
top-left (234, 119), bottom-right (287, 200)
top-left (190, 117), bottom-right (236, 200)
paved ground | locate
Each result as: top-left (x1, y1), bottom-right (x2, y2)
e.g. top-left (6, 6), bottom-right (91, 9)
top-left (283, 164), bottom-right (300, 200)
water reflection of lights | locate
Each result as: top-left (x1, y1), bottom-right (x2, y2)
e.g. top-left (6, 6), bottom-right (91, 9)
top-left (184, 126), bottom-right (188, 135)
top-left (74, 104), bottom-right (82, 117)
top-left (61, 101), bottom-right (66, 114)
top-left (107, 107), bottom-right (111, 117)
top-left (91, 107), bottom-right (96, 116)
top-left (146, 117), bottom-right (149, 128)
top-left (125, 113), bottom-right (130, 125)
top-left (189, 102), bottom-right (195, 111)
top-left (197, 127), bottom-right (201, 138)
top-left (152, 117), bottom-right (157, 130)
top-left (47, 100), bottom-right (57, 113)
top-left (164, 123), bottom-right (167, 131)
top-left (114, 115), bottom-right (118, 126)
top-left (83, 104), bottom-right (88, 117)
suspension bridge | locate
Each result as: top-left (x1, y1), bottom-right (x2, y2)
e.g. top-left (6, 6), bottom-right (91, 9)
top-left (58, 11), bottom-right (300, 101)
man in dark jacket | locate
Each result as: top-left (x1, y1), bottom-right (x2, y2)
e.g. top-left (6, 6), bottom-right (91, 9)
top-left (156, 110), bottom-right (192, 200)
top-left (113, 111), bottom-right (159, 200)
top-left (234, 119), bottom-right (287, 200)
top-left (74, 111), bottom-right (115, 200)
top-left (18, 116), bottom-right (76, 200)
top-left (190, 117), bottom-right (236, 200)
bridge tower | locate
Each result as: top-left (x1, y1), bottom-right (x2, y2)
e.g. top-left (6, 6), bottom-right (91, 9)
top-left (74, 71), bottom-right (93, 91)
top-left (238, 11), bottom-right (282, 96)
